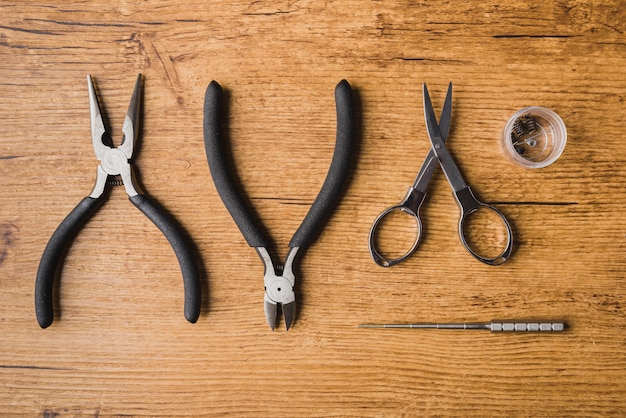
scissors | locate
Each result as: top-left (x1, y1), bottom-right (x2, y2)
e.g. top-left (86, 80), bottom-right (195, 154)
top-left (368, 82), bottom-right (513, 267)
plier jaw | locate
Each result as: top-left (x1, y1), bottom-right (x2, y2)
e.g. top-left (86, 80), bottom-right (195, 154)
top-left (264, 297), bottom-right (296, 332)
top-left (87, 74), bottom-right (142, 199)
top-left (258, 247), bottom-right (299, 331)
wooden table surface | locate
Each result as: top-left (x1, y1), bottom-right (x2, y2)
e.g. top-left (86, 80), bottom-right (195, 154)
top-left (2, 1), bottom-right (625, 416)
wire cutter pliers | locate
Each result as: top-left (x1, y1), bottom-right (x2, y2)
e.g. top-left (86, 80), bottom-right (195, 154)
top-left (203, 80), bottom-right (354, 331)
top-left (35, 74), bottom-right (202, 328)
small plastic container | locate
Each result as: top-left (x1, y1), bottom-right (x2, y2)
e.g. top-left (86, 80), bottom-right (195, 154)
top-left (501, 106), bottom-right (567, 168)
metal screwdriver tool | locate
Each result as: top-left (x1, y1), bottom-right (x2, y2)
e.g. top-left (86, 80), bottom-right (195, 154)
top-left (359, 321), bottom-right (566, 332)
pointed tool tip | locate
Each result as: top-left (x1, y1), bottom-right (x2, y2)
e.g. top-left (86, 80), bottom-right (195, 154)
top-left (446, 81), bottom-right (453, 97)
top-left (282, 301), bottom-right (296, 332)
top-left (87, 74), bottom-right (96, 92)
top-left (264, 300), bottom-right (278, 332)
top-left (422, 83), bottom-right (431, 102)
top-left (358, 324), bottom-right (384, 328)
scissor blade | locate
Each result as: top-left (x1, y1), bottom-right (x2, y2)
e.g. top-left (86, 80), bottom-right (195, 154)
top-left (423, 83), bottom-right (467, 192)
top-left (282, 301), bottom-right (296, 331)
top-left (119, 73), bottom-right (142, 159)
top-left (438, 82), bottom-right (453, 141)
top-left (411, 85), bottom-right (452, 193)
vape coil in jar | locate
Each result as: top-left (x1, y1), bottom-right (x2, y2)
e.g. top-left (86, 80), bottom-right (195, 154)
top-left (502, 106), bottom-right (567, 168)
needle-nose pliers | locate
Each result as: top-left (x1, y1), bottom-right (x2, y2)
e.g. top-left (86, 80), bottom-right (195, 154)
top-left (35, 74), bottom-right (202, 328)
top-left (204, 80), bottom-right (354, 331)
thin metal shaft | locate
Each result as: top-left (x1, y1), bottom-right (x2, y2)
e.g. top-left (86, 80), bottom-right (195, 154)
top-left (359, 323), bottom-right (489, 330)
top-left (358, 321), bottom-right (566, 332)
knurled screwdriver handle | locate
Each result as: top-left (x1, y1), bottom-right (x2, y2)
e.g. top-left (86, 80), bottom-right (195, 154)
top-left (490, 321), bottom-right (565, 332)
top-left (129, 194), bottom-right (202, 324)
top-left (35, 196), bottom-right (106, 328)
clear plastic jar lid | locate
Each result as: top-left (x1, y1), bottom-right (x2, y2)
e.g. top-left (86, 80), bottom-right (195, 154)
top-left (501, 106), bottom-right (567, 168)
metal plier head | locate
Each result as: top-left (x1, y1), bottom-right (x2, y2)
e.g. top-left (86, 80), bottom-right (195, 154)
top-left (257, 247), bottom-right (299, 331)
top-left (88, 74), bottom-right (142, 199)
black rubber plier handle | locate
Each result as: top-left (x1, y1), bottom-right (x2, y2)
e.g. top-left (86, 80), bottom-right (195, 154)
top-left (35, 74), bottom-right (202, 328)
top-left (204, 80), bottom-right (354, 330)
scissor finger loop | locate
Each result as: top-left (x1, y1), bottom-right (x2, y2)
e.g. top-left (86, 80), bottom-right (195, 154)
top-left (455, 187), bottom-right (513, 266)
top-left (368, 201), bottom-right (423, 267)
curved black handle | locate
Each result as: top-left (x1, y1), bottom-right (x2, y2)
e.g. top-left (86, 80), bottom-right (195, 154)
top-left (129, 194), bottom-right (201, 323)
top-left (289, 80), bottom-right (354, 248)
top-left (35, 196), bottom-right (105, 328)
top-left (203, 81), bottom-right (270, 248)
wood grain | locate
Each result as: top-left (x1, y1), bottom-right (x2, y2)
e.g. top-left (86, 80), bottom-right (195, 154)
top-left (1, 1), bottom-right (626, 416)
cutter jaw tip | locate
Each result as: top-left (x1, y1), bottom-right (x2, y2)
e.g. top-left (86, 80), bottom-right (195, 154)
top-left (264, 297), bottom-right (277, 331)
top-left (263, 299), bottom-right (297, 331)
top-left (264, 287), bottom-right (296, 331)
top-left (282, 301), bottom-right (296, 331)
